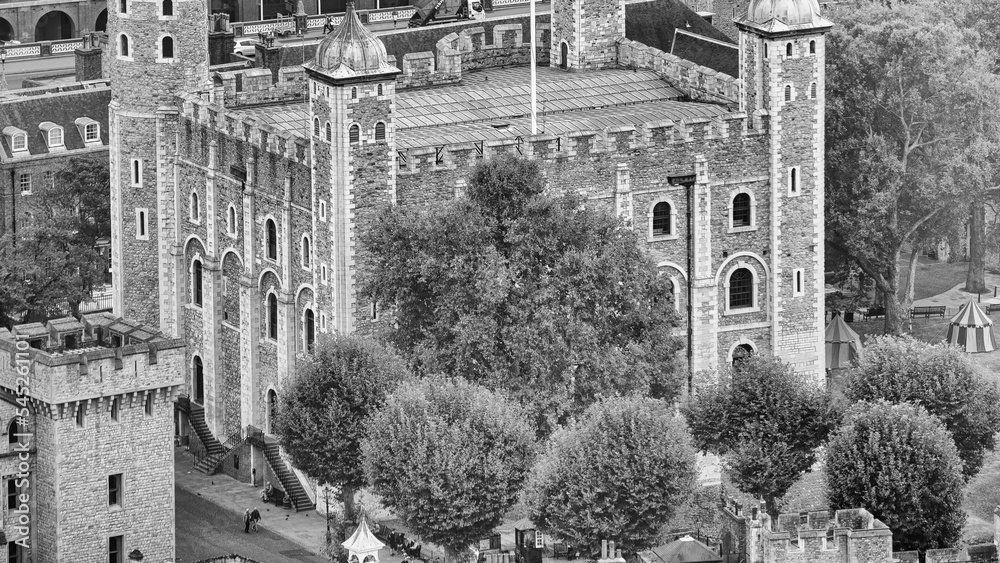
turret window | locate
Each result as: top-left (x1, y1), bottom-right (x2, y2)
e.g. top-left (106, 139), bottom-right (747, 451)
top-left (120, 0), bottom-right (127, 14)
top-left (809, 40), bottom-right (816, 54)
top-left (349, 124), bottom-right (360, 144)
top-left (266, 218), bottom-right (277, 260)
top-left (189, 191), bottom-right (200, 222)
top-left (160, 36), bottom-right (175, 61)
top-left (227, 205), bottom-right (237, 236)
top-left (136, 208), bottom-right (149, 239)
top-left (788, 166), bottom-right (800, 196)
top-left (313, 118), bottom-right (320, 136)
top-left (118, 34), bottom-right (130, 58)
top-left (351, 87), bottom-right (357, 99)
top-left (267, 293), bottom-right (278, 340)
top-left (375, 122), bottom-right (386, 142)
top-left (325, 122), bottom-right (331, 142)
top-left (131, 159), bottom-right (142, 186)
top-left (786, 42), bottom-right (792, 57)
top-left (161, 0), bottom-right (173, 16)
top-left (301, 235), bottom-right (311, 269)
top-left (377, 84), bottom-right (384, 96)
top-left (810, 82), bottom-right (817, 99)
top-left (192, 258), bottom-right (203, 306)
top-left (784, 84), bottom-right (792, 102)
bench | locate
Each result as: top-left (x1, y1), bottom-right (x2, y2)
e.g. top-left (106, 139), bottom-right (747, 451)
top-left (987, 303), bottom-right (1000, 316)
top-left (863, 306), bottom-right (886, 321)
top-left (553, 543), bottom-right (574, 560)
top-left (910, 306), bottom-right (946, 318)
top-left (261, 485), bottom-right (284, 506)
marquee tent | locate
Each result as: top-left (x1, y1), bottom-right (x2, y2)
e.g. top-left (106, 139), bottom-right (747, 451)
top-left (825, 313), bottom-right (862, 370)
top-left (946, 299), bottom-right (997, 353)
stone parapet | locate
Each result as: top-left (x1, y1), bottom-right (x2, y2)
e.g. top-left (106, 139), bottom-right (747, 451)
top-left (617, 38), bottom-right (739, 105)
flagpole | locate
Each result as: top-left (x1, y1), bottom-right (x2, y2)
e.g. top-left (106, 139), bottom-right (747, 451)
top-left (529, 0), bottom-right (537, 135)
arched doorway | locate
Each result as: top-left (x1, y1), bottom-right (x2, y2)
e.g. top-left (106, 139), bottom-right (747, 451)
top-left (193, 356), bottom-right (204, 404)
top-left (95, 9), bottom-right (108, 32)
top-left (266, 389), bottom-right (277, 434)
top-left (731, 343), bottom-right (754, 366)
top-left (560, 42), bottom-right (568, 70)
top-left (35, 11), bottom-right (74, 41)
top-left (0, 18), bottom-right (13, 42)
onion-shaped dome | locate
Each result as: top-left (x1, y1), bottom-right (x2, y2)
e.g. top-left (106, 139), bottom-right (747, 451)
top-left (309, 1), bottom-right (397, 79)
top-left (740, 0), bottom-right (831, 32)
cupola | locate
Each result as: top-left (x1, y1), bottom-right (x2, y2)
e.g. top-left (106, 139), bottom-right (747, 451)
top-left (306, 1), bottom-right (398, 81)
top-left (738, 0), bottom-right (832, 34)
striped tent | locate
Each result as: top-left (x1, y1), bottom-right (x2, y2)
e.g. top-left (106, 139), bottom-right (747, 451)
top-left (825, 314), bottom-right (862, 370)
top-left (946, 299), bottom-right (997, 353)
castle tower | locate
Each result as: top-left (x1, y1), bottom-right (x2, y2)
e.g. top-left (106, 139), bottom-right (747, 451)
top-left (549, 0), bottom-right (624, 71)
top-left (304, 1), bottom-right (400, 336)
top-left (107, 0), bottom-right (210, 332)
top-left (736, 0), bottom-right (832, 379)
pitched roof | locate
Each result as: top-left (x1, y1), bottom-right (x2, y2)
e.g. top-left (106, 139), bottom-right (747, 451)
top-left (625, 0), bottom-right (739, 77)
top-left (950, 299), bottom-right (993, 328)
top-left (640, 536), bottom-right (723, 563)
top-left (342, 517), bottom-right (385, 554)
top-left (825, 314), bottom-right (861, 344)
top-left (0, 83), bottom-right (111, 161)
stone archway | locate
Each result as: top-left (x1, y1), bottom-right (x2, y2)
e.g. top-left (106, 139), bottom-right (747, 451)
top-left (96, 9), bottom-right (108, 32)
top-left (0, 18), bottom-right (13, 42)
top-left (35, 11), bottom-right (75, 41)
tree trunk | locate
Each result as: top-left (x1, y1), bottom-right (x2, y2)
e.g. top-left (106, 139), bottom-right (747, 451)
top-left (903, 246), bottom-right (919, 306)
top-left (965, 201), bottom-right (988, 294)
top-left (765, 495), bottom-right (779, 523)
top-left (341, 484), bottom-right (357, 524)
top-left (883, 250), bottom-right (907, 335)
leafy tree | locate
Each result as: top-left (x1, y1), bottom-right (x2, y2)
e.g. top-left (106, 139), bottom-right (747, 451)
top-left (525, 396), bottom-right (696, 554)
top-left (361, 376), bottom-right (534, 561)
top-left (825, 400), bottom-right (965, 551)
top-left (684, 355), bottom-right (833, 517)
top-left (844, 335), bottom-right (1000, 478)
top-left (276, 334), bottom-right (409, 521)
top-left (55, 157), bottom-right (112, 250)
top-left (360, 155), bottom-right (684, 433)
top-left (825, 1), bottom-right (1000, 333)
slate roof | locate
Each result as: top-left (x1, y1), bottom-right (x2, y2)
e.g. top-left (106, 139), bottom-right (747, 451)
top-left (0, 82), bottom-right (111, 161)
top-left (625, 0), bottom-right (739, 77)
top-left (639, 536), bottom-right (723, 563)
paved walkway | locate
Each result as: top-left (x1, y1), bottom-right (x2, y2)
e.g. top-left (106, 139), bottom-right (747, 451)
top-left (913, 272), bottom-right (1000, 315)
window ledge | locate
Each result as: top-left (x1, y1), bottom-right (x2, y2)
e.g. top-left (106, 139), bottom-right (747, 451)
top-left (647, 234), bottom-right (679, 242)
top-left (227, 230), bottom-right (238, 239)
top-left (724, 306), bottom-right (760, 316)
top-left (20, 191), bottom-right (31, 196)
top-left (159, 15), bottom-right (177, 20)
top-left (117, 55), bottom-right (134, 62)
top-left (156, 57), bottom-right (176, 64)
top-left (109, 504), bottom-right (123, 513)
top-left (189, 218), bottom-right (201, 226)
top-left (728, 225), bottom-right (757, 234)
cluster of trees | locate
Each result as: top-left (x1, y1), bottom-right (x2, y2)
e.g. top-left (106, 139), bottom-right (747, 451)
top-left (826, 0), bottom-right (1000, 333)
top-left (685, 337), bottom-right (1000, 552)
top-left (279, 156), bottom-right (699, 560)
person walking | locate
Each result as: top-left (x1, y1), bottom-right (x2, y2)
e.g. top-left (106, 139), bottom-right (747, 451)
top-left (250, 507), bottom-right (261, 531)
top-left (323, 15), bottom-right (334, 34)
top-left (243, 508), bottom-right (251, 533)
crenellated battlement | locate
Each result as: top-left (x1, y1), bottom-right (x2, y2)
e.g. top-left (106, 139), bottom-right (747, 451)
top-left (180, 92), bottom-right (311, 166)
top-left (617, 38), bottom-right (739, 106)
top-left (396, 110), bottom-right (767, 176)
top-left (0, 313), bottom-right (185, 407)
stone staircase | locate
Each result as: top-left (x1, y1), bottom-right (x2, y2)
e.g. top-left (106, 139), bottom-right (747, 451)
top-left (254, 434), bottom-right (315, 512)
top-left (188, 405), bottom-right (225, 474)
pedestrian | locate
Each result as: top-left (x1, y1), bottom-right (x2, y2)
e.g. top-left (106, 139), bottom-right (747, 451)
top-left (243, 508), bottom-right (251, 533)
top-left (323, 15), bottom-right (334, 34)
top-left (250, 506), bottom-right (261, 531)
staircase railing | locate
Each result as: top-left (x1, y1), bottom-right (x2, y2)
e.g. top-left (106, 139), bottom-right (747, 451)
top-left (259, 438), bottom-right (310, 510)
top-left (198, 425), bottom-right (266, 474)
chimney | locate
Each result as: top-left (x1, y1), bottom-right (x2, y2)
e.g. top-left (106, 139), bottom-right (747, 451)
top-left (74, 32), bottom-right (104, 82)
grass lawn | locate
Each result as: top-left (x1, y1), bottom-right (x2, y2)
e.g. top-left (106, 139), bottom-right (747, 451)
top-left (897, 255), bottom-right (973, 301)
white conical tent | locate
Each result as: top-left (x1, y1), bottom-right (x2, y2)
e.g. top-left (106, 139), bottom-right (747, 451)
top-left (343, 516), bottom-right (385, 563)
top-left (824, 314), bottom-right (862, 370)
top-left (946, 299), bottom-right (997, 353)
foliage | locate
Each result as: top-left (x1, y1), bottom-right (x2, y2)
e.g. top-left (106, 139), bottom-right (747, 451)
top-left (276, 334), bottom-right (409, 518)
top-left (825, 400), bottom-right (966, 551)
top-left (684, 355), bottom-right (833, 514)
top-left (825, 1), bottom-right (1000, 333)
top-left (360, 155), bottom-right (684, 433)
top-left (525, 396), bottom-right (696, 554)
top-left (55, 157), bottom-right (112, 249)
top-left (844, 335), bottom-right (1000, 478)
top-left (361, 376), bottom-right (535, 559)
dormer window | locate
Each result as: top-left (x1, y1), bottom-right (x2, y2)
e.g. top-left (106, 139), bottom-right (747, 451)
top-left (39, 122), bottom-right (65, 149)
top-left (75, 117), bottom-right (101, 145)
top-left (4, 127), bottom-right (28, 154)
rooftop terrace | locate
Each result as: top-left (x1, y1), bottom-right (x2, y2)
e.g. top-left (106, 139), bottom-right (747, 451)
top-left (238, 66), bottom-right (728, 150)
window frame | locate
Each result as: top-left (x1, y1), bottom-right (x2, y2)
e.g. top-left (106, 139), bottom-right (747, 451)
top-left (160, 0), bottom-right (174, 17)
top-left (267, 292), bottom-right (278, 340)
top-left (118, 33), bottom-right (132, 59)
top-left (374, 122), bottom-right (386, 142)
top-left (136, 208), bottom-right (149, 240)
top-left (227, 204), bottom-right (238, 237)
top-left (648, 199), bottom-right (677, 240)
top-left (158, 35), bottom-right (176, 62)
top-left (787, 166), bottom-right (801, 197)
top-left (792, 268), bottom-right (805, 297)
top-left (189, 191), bottom-right (200, 223)
top-left (110, 397), bottom-right (120, 422)
top-left (728, 189), bottom-right (757, 232)
top-left (265, 218), bottom-right (278, 261)
top-left (301, 235), bottom-right (311, 269)
top-left (17, 173), bottom-right (31, 195)
top-left (109, 534), bottom-right (125, 563)
top-left (11, 133), bottom-right (27, 153)
top-left (192, 258), bottom-right (204, 307)
top-left (349, 124), bottom-right (360, 144)
top-left (725, 265), bottom-right (760, 314)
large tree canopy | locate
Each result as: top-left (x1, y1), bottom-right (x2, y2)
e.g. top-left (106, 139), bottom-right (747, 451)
top-left (843, 335), bottom-right (1000, 479)
top-left (825, 400), bottom-right (965, 551)
top-left (684, 355), bottom-right (833, 516)
top-left (276, 334), bottom-right (409, 520)
top-left (825, 1), bottom-right (1000, 332)
top-left (360, 155), bottom-right (684, 433)
top-left (362, 376), bottom-right (535, 560)
top-left (526, 396), bottom-right (696, 554)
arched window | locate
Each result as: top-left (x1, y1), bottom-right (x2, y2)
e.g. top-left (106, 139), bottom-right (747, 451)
top-left (266, 389), bottom-right (277, 434)
top-left (810, 82), bottom-right (817, 99)
top-left (192, 259), bottom-right (203, 306)
top-left (301, 236), bottom-right (311, 268)
top-left (732, 193), bottom-right (751, 227)
top-left (193, 356), bottom-right (204, 403)
top-left (325, 122), bottom-right (331, 142)
top-left (137, 209), bottom-right (147, 238)
top-left (790, 167), bottom-right (799, 194)
top-left (763, 43), bottom-right (768, 58)
top-left (786, 42), bottom-right (792, 57)
top-left (349, 124), bottom-right (360, 144)
top-left (784, 85), bottom-right (792, 102)
top-left (161, 36), bottom-right (174, 59)
top-left (375, 122), bottom-right (386, 142)
top-left (351, 87), bottom-right (357, 99)
top-left (131, 159), bottom-right (141, 186)
top-left (119, 34), bottom-right (130, 57)
top-left (377, 84), bottom-right (384, 96)
top-left (190, 191), bottom-right (199, 221)
top-left (729, 268), bottom-right (753, 309)
top-left (652, 202), bottom-right (671, 236)
top-left (8, 419), bottom-right (20, 452)
top-left (266, 219), bottom-right (277, 260)
top-left (267, 293), bottom-right (278, 340)
top-left (313, 118), bottom-right (320, 136)
top-left (809, 40), bottom-right (816, 54)
top-left (560, 41), bottom-right (568, 69)
top-left (732, 343), bottom-right (755, 366)
top-left (120, 0), bottom-right (127, 13)
top-left (304, 309), bottom-right (315, 352)
top-left (162, 0), bottom-right (173, 15)
top-left (227, 205), bottom-right (236, 234)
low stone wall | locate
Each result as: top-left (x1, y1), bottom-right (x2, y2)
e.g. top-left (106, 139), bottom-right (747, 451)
top-left (195, 556), bottom-right (263, 563)
top-left (216, 65), bottom-right (307, 107)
